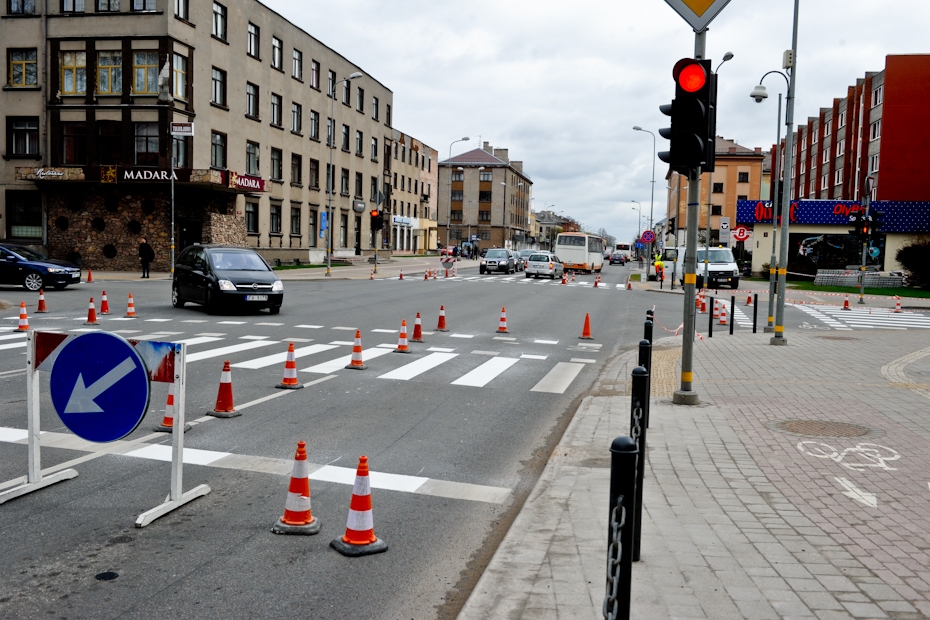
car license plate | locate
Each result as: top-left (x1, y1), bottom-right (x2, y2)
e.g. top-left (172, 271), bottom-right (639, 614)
top-left (245, 295), bottom-right (268, 301)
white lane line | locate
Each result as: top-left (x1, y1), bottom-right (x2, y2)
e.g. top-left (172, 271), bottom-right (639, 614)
top-left (196, 332), bottom-right (226, 337)
top-left (571, 358), bottom-right (597, 364)
top-left (520, 354), bottom-right (548, 360)
top-left (295, 324), bottom-right (323, 329)
top-left (329, 340), bottom-right (354, 346)
top-left (218, 321), bottom-right (246, 325)
top-left (0, 333), bottom-right (28, 341)
top-left (280, 337), bottom-right (313, 343)
top-left (534, 339), bottom-right (559, 344)
top-left (450, 334), bottom-right (474, 339)
top-left (331, 326), bottom-right (357, 331)
top-left (299, 347), bottom-right (393, 374)
top-left (0, 368), bottom-right (26, 377)
top-left (124, 444), bottom-right (231, 466)
top-left (0, 341), bottom-right (28, 351)
top-left (231, 344), bottom-right (339, 370)
top-left (378, 352), bottom-right (458, 381)
top-left (376, 343), bottom-right (396, 349)
top-left (186, 340), bottom-right (278, 363)
top-left (371, 329), bottom-right (397, 333)
top-left (471, 350), bottom-right (500, 356)
top-left (255, 322), bottom-right (284, 326)
top-left (427, 347), bottom-right (455, 352)
top-left (144, 318), bottom-right (172, 322)
top-left (493, 336), bottom-right (516, 341)
top-left (111, 330), bottom-right (142, 335)
top-left (130, 333), bottom-right (175, 341)
top-left (0, 427), bottom-right (29, 442)
top-left (69, 328), bottom-right (102, 332)
top-left (240, 335), bottom-right (269, 340)
top-left (182, 320), bottom-right (208, 323)
top-left (451, 357), bottom-right (519, 387)
top-left (310, 465), bottom-right (428, 493)
top-left (530, 362), bottom-right (585, 394)
top-left (175, 336), bottom-right (224, 347)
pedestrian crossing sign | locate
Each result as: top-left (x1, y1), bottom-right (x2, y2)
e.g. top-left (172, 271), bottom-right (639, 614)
top-left (663, 0), bottom-right (733, 31)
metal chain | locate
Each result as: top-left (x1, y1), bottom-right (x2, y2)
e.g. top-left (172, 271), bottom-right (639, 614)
top-left (630, 403), bottom-right (644, 444)
top-left (603, 494), bottom-right (626, 620)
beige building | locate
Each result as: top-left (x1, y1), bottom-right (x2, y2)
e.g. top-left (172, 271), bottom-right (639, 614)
top-left (1, 0), bottom-right (394, 270)
top-left (388, 131), bottom-right (438, 254)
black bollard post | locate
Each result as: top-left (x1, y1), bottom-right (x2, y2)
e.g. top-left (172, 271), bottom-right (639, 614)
top-left (643, 319), bottom-right (653, 345)
top-left (730, 295), bottom-right (736, 335)
top-left (708, 297), bottom-right (714, 338)
top-left (630, 366), bottom-right (648, 562)
top-left (753, 294), bottom-right (759, 333)
top-left (638, 339), bottom-right (652, 428)
top-left (607, 435), bottom-right (638, 620)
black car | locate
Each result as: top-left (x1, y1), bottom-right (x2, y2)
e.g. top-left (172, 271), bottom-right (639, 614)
top-left (0, 243), bottom-right (82, 291)
top-left (609, 253), bottom-right (625, 265)
top-left (172, 245), bottom-right (283, 314)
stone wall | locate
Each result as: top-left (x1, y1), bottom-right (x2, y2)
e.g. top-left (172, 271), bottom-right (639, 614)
top-left (204, 211), bottom-right (246, 246)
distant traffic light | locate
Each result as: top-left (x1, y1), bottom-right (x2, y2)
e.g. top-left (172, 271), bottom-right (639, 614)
top-left (658, 58), bottom-right (715, 173)
top-left (370, 209), bottom-right (383, 231)
top-left (848, 211), bottom-right (862, 238)
top-left (869, 210), bottom-right (884, 242)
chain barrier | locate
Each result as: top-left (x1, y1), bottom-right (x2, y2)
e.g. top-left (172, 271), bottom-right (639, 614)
top-left (602, 494), bottom-right (626, 620)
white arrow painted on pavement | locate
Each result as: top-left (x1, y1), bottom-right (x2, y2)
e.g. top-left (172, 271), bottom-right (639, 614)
top-left (64, 357), bottom-right (137, 414)
top-left (835, 477), bottom-right (877, 508)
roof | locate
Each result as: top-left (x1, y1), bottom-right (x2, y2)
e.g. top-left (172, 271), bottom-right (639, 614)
top-left (440, 148), bottom-right (507, 166)
top-left (713, 136), bottom-right (764, 157)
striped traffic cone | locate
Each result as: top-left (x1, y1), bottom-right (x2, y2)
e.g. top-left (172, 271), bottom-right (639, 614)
top-left (424, 270), bottom-right (429, 281)
top-left (700, 297), bottom-right (707, 314)
top-left (330, 456), bottom-right (388, 557)
top-left (560, 272), bottom-right (567, 285)
top-left (395, 319), bottom-right (410, 353)
top-left (36, 289), bottom-right (48, 313)
top-left (345, 330), bottom-right (367, 370)
top-left (893, 296), bottom-right (902, 313)
top-left (432, 269), bottom-right (437, 280)
top-left (571, 272), bottom-right (576, 282)
top-left (719, 303), bottom-right (728, 326)
top-left (593, 275), bottom-right (599, 288)
top-left (125, 293), bottom-right (137, 318)
top-left (100, 290), bottom-right (111, 314)
top-left (452, 266), bottom-right (456, 277)
top-left (272, 441), bottom-right (320, 535)
top-left (17, 302), bottom-right (29, 331)
top-left (842, 294), bottom-right (851, 311)
top-left (209, 360), bottom-right (240, 417)
top-left (497, 307), bottom-right (509, 333)
top-left (398, 269), bottom-right (403, 280)
top-left (579, 313), bottom-right (593, 340)
top-left (277, 342), bottom-right (304, 389)
top-left (436, 305), bottom-right (448, 332)
top-left (370, 268), bottom-right (374, 280)
top-left (84, 297), bottom-right (99, 325)
top-left (410, 312), bottom-right (424, 343)
top-left (154, 382), bottom-right (190, 432)
top-left (713, 299), bottom-right (720, 319)
top-left (86, 268), bottom-right (93, 283)
top-left (746, 294), bottom-right (753, 306)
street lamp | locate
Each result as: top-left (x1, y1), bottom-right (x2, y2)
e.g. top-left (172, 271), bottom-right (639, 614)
top-left (632, 126), bottom-right (656, 259)
top-left (630, 201), bottom-right (642, 256)
top-left (701, 51), bottom-right (734, 287)
top-left (326, 71), bottom-right (363, 277)
top-left (446, 137), bottom-right (470, 246)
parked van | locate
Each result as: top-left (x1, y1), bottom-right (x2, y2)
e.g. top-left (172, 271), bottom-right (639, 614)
top-left (659, 246), bottom-right (740, 289)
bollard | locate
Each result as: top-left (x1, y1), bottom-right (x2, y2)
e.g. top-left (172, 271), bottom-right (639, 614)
top-left (708, 297), bottom-right (714, 338)
top-left (643, 319), bottom-right (653, 345)
top-left (630, 366), bottom-right (648, 563)
top-left (638, 339), bottom-right (652, 429)
top-left (753, 294), bottom-right (759, 333)
top-left (730, 295), bottom-right (735, 336)
top-left (606, 435), bottom-right (638, 620)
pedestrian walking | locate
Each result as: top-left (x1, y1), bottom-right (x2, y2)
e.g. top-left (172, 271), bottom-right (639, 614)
top-left (139, 237), bottom-right (155, 278)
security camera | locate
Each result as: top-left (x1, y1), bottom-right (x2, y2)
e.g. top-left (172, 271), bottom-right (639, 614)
top-left (749, 85), bottom-right (768, 103)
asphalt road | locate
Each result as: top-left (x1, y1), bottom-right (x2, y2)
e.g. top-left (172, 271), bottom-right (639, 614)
top-left (0, 261), bottom-right (675, 620)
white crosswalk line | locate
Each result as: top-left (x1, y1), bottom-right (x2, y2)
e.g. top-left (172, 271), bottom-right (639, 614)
top-left (0, 333), bottom-right (28, 341)
top-left (231, 344), bottom-right (340, 370)
top-left (186, 340), bottom-right (278, 363)
top-left (451, 357), bottom-right (519, 387)
top-left (530, 362), bottom-right (585, 394)
top-left (378, 352), bottom-right (458, 380)
top-left (175, 336), bottom-right (224, 347)
top-left (299, 347), bottom-right (393, 374)
top-left (0, 341), bottom-right (27, 352)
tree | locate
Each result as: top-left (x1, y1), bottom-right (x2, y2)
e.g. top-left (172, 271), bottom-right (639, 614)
top-left (896, 237), bottom-right (930, 289)
top-left (596, 227), bottom-right (616, 248)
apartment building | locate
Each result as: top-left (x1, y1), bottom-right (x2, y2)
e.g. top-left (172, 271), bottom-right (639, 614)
top-left (1, 0), bottom-right (393, 270)
top-left (437, 142), bottom-right (533, 251)
top-left (388, 131), bottom-right (438, 254)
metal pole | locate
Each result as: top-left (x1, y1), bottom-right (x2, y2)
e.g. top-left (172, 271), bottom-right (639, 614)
top-left (765, 94), bottom-right (783, 333)
top-left (170, 343), bottom-right (186, 502)
top-left (858, 177), bottom-right (873, 304)
top-left (771, 0), bottom-right (800, 346)
top-left (708, 295), bottom-right (714, 338)
top-left (26, 331), bottom-right (40, 483)
top-left (170, 156), bottom-right (176, 273)
top-left (674, 165), bottom-right (702, 404)
top-left (608, 435), bottom-right (638, 620)
top-left (630, 366), bottom-right (648, 562)
top-left (326, 82), bottom-right (337, 277)
top-left (753, 293), bottom-right (759, 333)
top-left (730, 295), bottom-right (735, 335)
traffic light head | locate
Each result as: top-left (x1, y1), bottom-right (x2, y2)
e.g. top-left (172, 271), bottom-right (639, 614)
top-left (848, 211), bottom-right (861, 237)
top-left (658, 58), bottom-right (716, 174)
top-left (870, 210), bottom-right (884, 242)
top-left (370, 209), bottom-right (383, 231)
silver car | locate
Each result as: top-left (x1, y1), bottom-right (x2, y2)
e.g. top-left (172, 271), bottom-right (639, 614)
top-left (525, 252), bottom-right (564, 279)
top-left (480, 248), bottom-right (515, 274)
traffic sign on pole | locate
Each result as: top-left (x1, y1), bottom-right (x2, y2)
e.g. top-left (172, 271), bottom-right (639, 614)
top-left (732, 225), bottom-right (750, 242)
top-left (641, 230), bottom-right (656, 244)
top-left (662, 0), bottom-right (734, 31)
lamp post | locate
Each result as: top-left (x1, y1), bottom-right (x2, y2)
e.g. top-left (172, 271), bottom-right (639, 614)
top-left (701, 51), bottom-right (734, 286)
top-left (632, 127), bottom-right (656, 259)
top-left (630, 201), bottom-right (642, 256)
top-left (446, 137), bottom-right (470, 247)
top-left (326, 71), bottom-right (363, 277)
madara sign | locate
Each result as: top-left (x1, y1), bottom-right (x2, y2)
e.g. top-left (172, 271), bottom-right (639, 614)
top-left (663, 0), bottom-right (734, 31)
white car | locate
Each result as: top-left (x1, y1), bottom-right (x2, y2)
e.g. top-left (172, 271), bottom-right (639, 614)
top-left (525, 252), bottom-right (564, 279)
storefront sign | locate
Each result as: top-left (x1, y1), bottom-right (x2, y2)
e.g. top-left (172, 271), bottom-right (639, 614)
top-left (352, 200), bottom-right (366, 213)
top-left (122, 168), bottom-right (179, 181)
top-left (227, 171), bottom-right (266, 192)
top-left (170, 122), bottom-right (194, 137)
top-left (15, 167), bottom-right (84, 181)
top-left (392, 216), bottom-right (412, 227)
top-left (737, 199), bottom-right (930, 234)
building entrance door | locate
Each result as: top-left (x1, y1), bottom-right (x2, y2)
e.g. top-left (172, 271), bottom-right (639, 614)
top-left (354, 216), bottom-right (362, 255)
top-left (178, 219), bottom-right (203, 253)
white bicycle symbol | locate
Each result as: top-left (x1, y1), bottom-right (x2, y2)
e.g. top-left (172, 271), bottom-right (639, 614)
top-left (797, 441), bottom-right (900, 471)
top-left (799, 322), bottom-right (830, 330)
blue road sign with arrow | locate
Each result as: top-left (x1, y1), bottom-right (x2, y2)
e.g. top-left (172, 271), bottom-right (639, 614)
top-left (50, 332), bottom-right (150, 443)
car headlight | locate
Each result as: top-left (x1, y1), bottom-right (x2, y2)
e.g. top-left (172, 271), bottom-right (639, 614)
top-left (217, 279), bottom-right (236, 291)
top-left (46, 268), bottom-right (65, 273)
top-left (272, 280), bottom-right (284, 292)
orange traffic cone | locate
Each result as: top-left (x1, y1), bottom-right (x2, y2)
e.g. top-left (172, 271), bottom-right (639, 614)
top-left (330, 456), bottom-right (388, 556)
top-left (432, 269), bottom-right (437, 280)
top-left (17, 302), bottom-right (29, 331)
top-left (84, 297), bottom-right (99, 325)
top-left (424, 270), bottom-right (429, 281)
top-left (125, 293), bottom-right (137, 318)
top-left (452, 266), bottom-right (456, 277)
top-left (579, 313), bottom-right (593, 340)
top-left (842, 294), bottom-right (851, 311)
top-left (399, 269), bottom-right (403, 280)
top-left (277, 342), bottom-right (304, 389)
top-left (719, 303), bottom-right (728, 326)
top-left (86, 268), bottom-right (94, 283)
top-left (272, 441), bottom-right (320, 535)
top-left (571, 272), bottom-right (576, 282)
top-left (626, 279), bottom-right (632, 290)
top-left (395, 319), bottom-right (410, 353)
top-left (893, 296), bottom-right (902, 313)
top-left (497, 307), bottom-right (509, 333)
top-left (437, 305), bottom-right (448, 332)
top-left (746, 295), bottom-right (753, 306)
top-left (700, 298), bottom-right (707, 314)
top-left (370, 268), bottom-right (374, 280)
top-left (345, 330), bottom-right (367, 370)
top-left (154, 382), bottom-right (190, 432)
top-left (100, 290), bottom-right (111, 314)
top-left (36, 289), bottom-right (48, 313)
top-left (561, 272), bottom-right (567, 285)
top-left (410, 312), bottom-right (424, 343)
top-left (209, 360), bottom-right (240, 417)
top-left (713, 299), bottom-right (720, 319)
top-left (593, 275), bottom-right (599, 288)
top-left (445, 268), bottom-right (450, 278)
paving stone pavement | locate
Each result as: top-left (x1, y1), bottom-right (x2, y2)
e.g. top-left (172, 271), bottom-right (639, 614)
top-left (459, 328), bottom-right (930, 620)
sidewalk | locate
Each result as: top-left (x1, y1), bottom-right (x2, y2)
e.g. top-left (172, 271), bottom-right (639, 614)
top-left (459, 326), bottom-right (930, 619)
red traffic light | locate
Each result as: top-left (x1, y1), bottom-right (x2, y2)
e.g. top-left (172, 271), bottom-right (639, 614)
top-left (677, 63), bottom-right (707, 92)
top-left (370, 209), bottom-right (380, 217)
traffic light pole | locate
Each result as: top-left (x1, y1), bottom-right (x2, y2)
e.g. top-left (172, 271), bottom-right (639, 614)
top-left (858, 178), bottom-right (873, 304)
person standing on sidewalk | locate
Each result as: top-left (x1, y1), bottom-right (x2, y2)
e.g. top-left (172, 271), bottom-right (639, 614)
top-left (138, 238), bottom-right (155, 278)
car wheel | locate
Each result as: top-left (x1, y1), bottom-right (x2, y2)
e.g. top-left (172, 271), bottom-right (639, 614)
top-left (269, 305), bottom-right (281, 315)
top-left (172, 284), bottom-right (185, 308)
top-left (23, 272), bottom-right (43, 292)
top-left (550, 273), bottom-right (555, 280)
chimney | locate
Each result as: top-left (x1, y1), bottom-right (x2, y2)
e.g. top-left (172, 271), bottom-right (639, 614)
top-left (754, 147), bottom-right (762, 154)
top-left (493, 148), bottom-right (509, 163)
top-left (728, 146), bottom-right (737, 154)
top-left (511, 161), bottom-right (523, 173)
top-left (482, 141), bottom-right (492, 154)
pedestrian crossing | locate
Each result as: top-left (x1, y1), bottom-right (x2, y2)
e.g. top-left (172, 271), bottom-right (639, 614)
top-left (792, 304), bottom-right (930, 331)
top-left (380, 274), bottom-right (627, 289)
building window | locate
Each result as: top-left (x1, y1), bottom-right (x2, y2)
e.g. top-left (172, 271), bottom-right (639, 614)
top-left (340, 168), bottom-right (349, 195)
top-left (736, 194), bottom-right (747, 202)
top-left (291, 153), bottom-right (302, 185)
top-left (246, 141), bottom-right (259, 174)
top-left (870, 120), bottom-right (882, 141)
top-left (372, 96), bottom-right (379, 120)
top-left (270, 147), bottom-right (282, 180)
top-left (211, 68), bottom-right (226, 105)
top-left (834, 169), bottom-right (842, 186)
top-left (5, 190), bottom-right (42, 239)
top-left (370, 137), bottom-right (378, 160)
top-left (132, 51), bottom-right (158, 94)
top-left (94, 51), bottom-right (122, 94)
top-left (712, 182), bottom-right (723, 193)
top-left (340, 213), bottom-right (348, 247)
top-left (710, 205), bottom-right (722, 215)
top-left (309, 110), bottom-right (319, 140)
top-left (355, 130), bottom-right (363, 155)
top-left (61, 122), bottom-right (86, 164)
top-left (327, 70), bottom-right (335, 96)
top-left (271, 37), bottom-right (282, 70)
top-left (8, 118), bottom-right (39, 157)
top-left (96, 121), bottom-right (121, 164)
top-left (172, 53), bottom-right (187, 100)
top-left (478, 210), bottom-right (491, 222)
top-left (354, 171), bottom-right (363, 198)
top-left (450, 190), bottom-right (463, 201)
top-left (325, 164), bottom-right (333, 193)
top-left (821, 174), bottom-right (828, 189)
top-left (356, 87), bottom-right (364, 113)
top-left (341, 124), bottom-right (349, 151)
top-left (342, 80), bottom-right (350, 105)
top-left (290, 205), bottom-right (301, 235)
top-left (289, 48), bottom-right (303, 80)
top-left (822, 148), bottom-right (829, 164)
top-left (97, 0), bottom-right (118, 11)
top-left (291, 102), bottom-right (302, 133)
top-left (245, 202), bottom-right (258, 233)
top-left (308, 210), bottom-right (317, 246)
top-left (62, 0), bottom-right (84, 12)
top-left (270, 203), bottom-right (281, 234)
top-left (132, 0), bottom-right (154, 9)
top-left (400, 176), bottom-right (405, 191)
top-left (869, 154), bottom-right (879, 173)
top-left (450, 210), bottom-right (463, 222)
top-left (370, 176), bottom-right (378, 200)
top-left (174, 0), bottom-right (187, 19)
top-left (478, 191), bottom-right (492, 202)
top-left (211, 131), bottom-right (226, 168)
top-left (172, 136), bottom-right (187, 167)
top-left (212, 2), bottom-right (227, 41)
top-left (310, 60), bottom-right (320, 89)
top-left (385, 104), bottom-right (391, 126)
top-left (479, 171), bottom-right (492, 182)
top-left (60, 51), bottom-right (87, 94)
top-left (270, 93), bottom-right (282, 126)
top-left (246, 82), bottom-right (259, 117)
top-left (9, 0), bottom-right (36, 14)
top-left (838, 110), bottom-right (846, 128)
top-left (9, 49), bottom-right (38, 88)
top-left (737, 172), bottom-right (749, 183)
top-left (308, 158), bottom-right (319, 188)
top-left (451, 171), bottom-right (464, 182)
top-left (478, 231), bottom-right (491, 241)
top-left (326, 118), bottom-right (334, 146)
top-left (133, 122), bottom-right (158, 165)
top-left (247, 23), bottom-right (260, 58)
top-left (871, 85), bottom-right (883, 107)
top-left (836, 139), bottom-right (844, 157)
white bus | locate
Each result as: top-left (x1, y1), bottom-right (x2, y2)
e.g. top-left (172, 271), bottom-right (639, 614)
top-left (615, 243), bottom-right (632, 257)
top-left (556, 233), bottom-right (604, 273)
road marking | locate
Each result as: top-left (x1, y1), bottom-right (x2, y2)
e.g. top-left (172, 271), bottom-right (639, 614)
top-left (255, 322), bottom-right (284, 326)
top-left (240, 335), bottom-right (269, 340)
top-left (0, 368), bottom-right (26, 377)
top-left (181, 320), bottom-right (208, 323)
top-left (530, 362), bottom-right (585, 394)
top-left (125, 444), bottom-right (231, 466)
top-left (376, 343), bottom-right (396, 349)
top-left (299, 347), bottom-right (393, 374)
top-left (231, 344), bottom-right (339, 370)
top-left (371, 329), bottom-right (397, 333)
top-left (571, 358), bottom-right (597, 364)
top-left (493, 336), bottom-right (516, 341)
top-left (195, 332), bottom-right (226, 337)
top-left (186, 340), bottom-right (278, 363)
top-left (520, 354), bottom-right (548, 360)
top-left (217, 321), bottom-right (246, 325)
top-left (835, 477), bottom-right (877, 508)
top-left (378, 352), bottom-right (458, 380)
top-left (310, 465), bottom-right (428, 492)
top-left (534, 339), bottom-right (559, 344)
top-left (69, 328), bottom-right (102, 332)
top-left (329, 340), bottom-right (354, 346)
top-left (295, 324), bottom-right (323, 329)
top-left (175, 336), bottom-right (224, 347)
top-left (452, 357), bottom-right (519, 387)
top-left (144, 318), bottom-right (172, 322)
top-left (331, 326), bottom-right (357, 331)
top-left (0, 428), bottom-right (29, 442)
top-left (471, 350), bottom-right (500, 356)
top-left (0, 333), bottom-right (28, 341)
top-left (111, 330), bottom-right (142, 335)
top-left (0, 341), bottom-right (28, 352)
top-left (427, 347), bottom-right (455, 352)
top-left (450, 334), bottom-right (474, 339)
top-left (280, 337), bottom-right (313, 343)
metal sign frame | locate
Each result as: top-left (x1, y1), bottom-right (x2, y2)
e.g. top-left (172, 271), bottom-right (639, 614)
top-left (663, 0), bottom-right (733, 32)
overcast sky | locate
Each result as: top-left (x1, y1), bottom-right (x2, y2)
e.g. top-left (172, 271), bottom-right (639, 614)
top-left (265, 0), bottom-right (928, 244)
